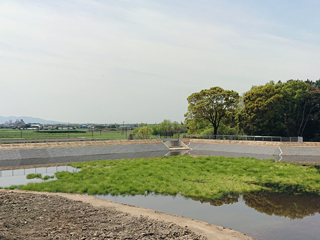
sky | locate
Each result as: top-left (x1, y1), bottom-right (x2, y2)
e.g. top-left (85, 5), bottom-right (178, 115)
top-left (1, 0), bottom-right (320, 124)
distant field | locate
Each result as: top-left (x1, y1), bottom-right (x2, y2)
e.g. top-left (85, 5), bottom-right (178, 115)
top-left (0, 129), bottom-right (129, 140)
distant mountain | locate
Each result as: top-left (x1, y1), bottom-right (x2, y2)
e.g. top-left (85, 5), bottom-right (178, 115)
top-left (0, 116), bottom-right (66, 124)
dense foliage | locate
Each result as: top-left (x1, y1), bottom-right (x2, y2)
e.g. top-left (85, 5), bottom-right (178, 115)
top-left (185, 87), bottom-right (239, 135)
top-left (185, 79), bottom-right (320, 140)
top-left (238, 80), bottom-right (320, 139)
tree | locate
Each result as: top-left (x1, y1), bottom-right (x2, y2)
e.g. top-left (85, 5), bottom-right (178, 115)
top-left (138, 126), bottom-right (153, 137)
top-left (276, 80), bottom-right (310, 136)
top-left (151, 120), bottom-right (187, 137)
top-left (185, 87), bottom-right (239, 135)
top-left (238, 80), bottom-right (320, 138)
top-left (300, 81), bottom-right (320, 140)
top-left (237, 82), bottom-right (284, 136)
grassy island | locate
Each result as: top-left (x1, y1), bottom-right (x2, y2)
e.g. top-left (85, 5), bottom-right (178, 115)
top-left (9, 156), bottom-right (320, 200)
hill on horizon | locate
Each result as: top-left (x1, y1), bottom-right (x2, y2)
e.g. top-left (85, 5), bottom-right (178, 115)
top-left (0, 116), bottom-right (66, 124)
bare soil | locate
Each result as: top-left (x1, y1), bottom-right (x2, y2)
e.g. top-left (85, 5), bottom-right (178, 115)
top-left (0, 190), bottom-right (254, 240)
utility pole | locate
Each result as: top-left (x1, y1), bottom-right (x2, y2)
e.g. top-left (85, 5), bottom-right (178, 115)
top-left (92, 127), bottom-right (94, 139)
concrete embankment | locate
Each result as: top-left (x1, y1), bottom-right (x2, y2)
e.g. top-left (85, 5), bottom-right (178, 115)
top-left (182, 139), bottom-right (320, 163)
top-left (0, 139), bottom-right (169, 169)
top-left (1, 138), bottom-right (320, 169)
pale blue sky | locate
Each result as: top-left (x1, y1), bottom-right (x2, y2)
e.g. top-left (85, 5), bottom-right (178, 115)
top-left (1, 0), bottom-right (320, 123)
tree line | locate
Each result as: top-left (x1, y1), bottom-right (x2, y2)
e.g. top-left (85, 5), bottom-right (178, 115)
top-left (185, 79), bottom-right (320, 141)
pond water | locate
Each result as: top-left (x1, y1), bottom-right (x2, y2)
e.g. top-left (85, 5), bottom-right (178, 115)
top-left (94, 192), bottom-right (320, 240)
top-left (0, 166), bottom-right (79, 187)
top-left (1, 152), bottom-right (320, 240)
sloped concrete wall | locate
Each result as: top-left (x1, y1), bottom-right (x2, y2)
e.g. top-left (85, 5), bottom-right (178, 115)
top-left (0, 140), bottom-right (169, 168)
top-left (187, 142), bottom-right (280, 155)
top-left (280, 146), bottom-right (320, 156)
top-left (183, 139), bottom-right (320, 162)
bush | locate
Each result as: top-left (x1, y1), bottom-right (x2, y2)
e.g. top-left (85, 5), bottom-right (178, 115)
top-left (26, 173), bottom-right (42, 179)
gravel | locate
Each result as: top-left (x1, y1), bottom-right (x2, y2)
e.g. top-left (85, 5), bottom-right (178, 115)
top-left (0, 191), bottom-right (207, 240)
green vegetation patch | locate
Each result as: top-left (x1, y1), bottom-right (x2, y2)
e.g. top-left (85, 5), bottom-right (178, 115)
top-left (16, 156), bottom-right (320, 200)
top-left (26, 173), bottom-right (54, 180)
top-left (26, 173), bottom-right (42, 179)
top-left (38, 130), bottom-right (86, 133)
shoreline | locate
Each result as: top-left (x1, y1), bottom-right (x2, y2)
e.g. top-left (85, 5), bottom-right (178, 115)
top-left (0, 189), bottom-right (254, 240)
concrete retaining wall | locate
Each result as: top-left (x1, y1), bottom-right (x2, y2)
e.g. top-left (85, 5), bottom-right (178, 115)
top-left (0, 139), bottom-right (169, 168)
top-left (182, 139), bottom-right (320, 163)
top-left (2, 138), bottom-right (320, 168)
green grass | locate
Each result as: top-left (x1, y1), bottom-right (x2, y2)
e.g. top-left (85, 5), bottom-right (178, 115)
top-left (0, 129), bottom-right (129, 140)
top-left (12, 156), bottom-right (320, 200)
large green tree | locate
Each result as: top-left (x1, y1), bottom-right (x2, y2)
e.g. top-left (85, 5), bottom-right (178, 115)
top-left (300, 80), bottom-right (320, 140)
top-left (185, 87), bottom-right (239, 135)
top-left (238, 80), bottom-right (320, 138)
top-left (237, 82), bottom-right (284, 136)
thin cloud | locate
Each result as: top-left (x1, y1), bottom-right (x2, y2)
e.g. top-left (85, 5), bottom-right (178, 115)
top-left (1, 0), bottom-right (320, 123)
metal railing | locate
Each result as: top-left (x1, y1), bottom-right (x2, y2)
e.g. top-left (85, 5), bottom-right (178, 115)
top-left (183, 134), bottom-right (303, 143)
top-left (0, 134), bottom-right (304, 144)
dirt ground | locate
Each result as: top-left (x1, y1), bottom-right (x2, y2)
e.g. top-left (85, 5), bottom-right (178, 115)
top-left (0, 190), bottom-right (254, 240)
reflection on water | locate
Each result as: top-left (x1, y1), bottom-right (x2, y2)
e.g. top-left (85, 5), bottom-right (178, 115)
top-left (191, 191), bottom-right (320, 220)
top-left (0, 166), bottom-right (79, 187)
top-left (95, 192), bottom-right (320, 240)
top-left (191, 193), bottom-right (240, 206)
top-left (244, 192), bottom-right (320, 219)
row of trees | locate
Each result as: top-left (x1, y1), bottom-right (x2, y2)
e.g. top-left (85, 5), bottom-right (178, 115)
top-left (130, 120), bottom-right (187, 139)
top-left (185, 79), bottom-right (320, 141)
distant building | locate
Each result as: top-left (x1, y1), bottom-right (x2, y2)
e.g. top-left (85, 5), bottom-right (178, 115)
top-left (4, 119), bottom-right (26, 128)
top-left (31, 124), bottom-right (41, 129)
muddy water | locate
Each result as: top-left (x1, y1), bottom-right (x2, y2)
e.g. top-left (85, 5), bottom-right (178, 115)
top-left (95, 192), bottom-right (320, 240)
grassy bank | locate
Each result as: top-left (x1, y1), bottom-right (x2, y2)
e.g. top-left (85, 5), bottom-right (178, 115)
top-left (8, 155), bottom-right (320, 200)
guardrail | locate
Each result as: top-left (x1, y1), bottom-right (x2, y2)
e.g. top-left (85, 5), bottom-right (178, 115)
top-left (183, 135), bottom-right (303, 143)
top-left (0, 134), bottom-right (304, 144)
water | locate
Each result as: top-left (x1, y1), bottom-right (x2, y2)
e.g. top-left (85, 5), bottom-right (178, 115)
top-left (1, 151), bottom-right (320, 239)
top-left (94, 192), bottom-right (320, 240)
top-left (1, 150), bottom-right (320, 169)
top-left (0, 166), bottom-right (79, 187)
